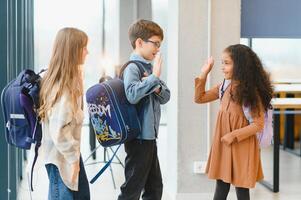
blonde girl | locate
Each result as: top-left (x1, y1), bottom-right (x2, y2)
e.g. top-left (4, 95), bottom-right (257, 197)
top-left (39, 27), bottom-right (90, 200)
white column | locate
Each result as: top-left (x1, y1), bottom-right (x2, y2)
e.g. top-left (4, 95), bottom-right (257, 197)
top-left (104, 0), bottom-right (152, 75)
top-left (119, 0), bottom-right (152, 64)
top-left (166, 0), bottom-right (240, 199)
top-left (209, 0), bottom-right (241, 140)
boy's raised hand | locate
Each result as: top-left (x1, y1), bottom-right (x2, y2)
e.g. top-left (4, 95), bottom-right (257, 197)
top-left (153, 52), bottom-right (162, 78)
top-left (201, 56), bottom-right (214, 75)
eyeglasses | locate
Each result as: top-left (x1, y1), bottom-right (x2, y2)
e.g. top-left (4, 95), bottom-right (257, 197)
top-left (145, 40), bottom-right (161, 48)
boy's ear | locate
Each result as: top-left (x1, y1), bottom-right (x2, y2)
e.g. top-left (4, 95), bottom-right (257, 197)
top-left (135, 38), bottom-right (143, 48)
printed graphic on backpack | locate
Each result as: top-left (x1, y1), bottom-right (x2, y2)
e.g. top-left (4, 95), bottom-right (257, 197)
top-left (86, 79), bottom-right (141, 148)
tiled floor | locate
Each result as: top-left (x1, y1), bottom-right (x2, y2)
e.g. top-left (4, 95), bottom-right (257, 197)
top-left (19, 125), bottom-right (301, 200)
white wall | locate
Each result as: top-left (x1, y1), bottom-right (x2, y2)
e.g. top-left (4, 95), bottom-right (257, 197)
top-left (251, 39), bottom-right (301, 81)
top-left (103, 0), bottom-right (152, 77)
top-left (166, 0), bottom-right (241, 199)
top-left (34, 0), bottom-right (103, 90)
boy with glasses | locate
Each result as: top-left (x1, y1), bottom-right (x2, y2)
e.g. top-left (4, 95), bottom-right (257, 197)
top-left (118, 19), bottom-right (170, 200)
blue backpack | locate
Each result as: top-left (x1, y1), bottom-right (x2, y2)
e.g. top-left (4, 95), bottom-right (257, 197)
top-left (86, 60), bottom-right (145, 183)
top-left (1, 69), bottom-right (45, 191)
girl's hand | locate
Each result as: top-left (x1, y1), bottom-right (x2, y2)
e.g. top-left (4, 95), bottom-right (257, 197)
top-left (200, 56), bottom-right (214, 75)
top-left (221, 133), bottom-right (236, 146)
top-left (70, 160), bottom-right (80, 184)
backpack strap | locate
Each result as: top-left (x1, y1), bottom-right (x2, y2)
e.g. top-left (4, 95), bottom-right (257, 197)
top-left (218, 79), bottom-right (254, 124)
top-left (99, 75), bottom-right (113, 83)
top-left (20, 70), bottom-right (44, 191)
top-left (242, 105), bottom-right (254, 124)
top-left (219, 79), bottom-right (231, 100)
top-left (38, 68), bottom-right (47, 75)
top-left (90, 144), bottom-right (122, 184)
top-left (119, 60), bottom-right (146, 80)
top-left (119, 60), bottom-right (147, 140)
top-left (30, 139), bottom-right (41, 191)
top-left (20, 92), bottom-right (42, 191)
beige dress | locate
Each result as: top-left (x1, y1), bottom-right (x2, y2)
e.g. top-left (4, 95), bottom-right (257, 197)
top-left (195, 76), bottom-right (264, 188)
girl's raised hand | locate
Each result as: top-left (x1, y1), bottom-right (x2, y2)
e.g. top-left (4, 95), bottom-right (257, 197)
top-left (201, 56), bottom-right (214, 75)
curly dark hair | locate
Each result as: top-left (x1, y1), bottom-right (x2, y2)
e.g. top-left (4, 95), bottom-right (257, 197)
top-left (224, 44), bottom-right (274, 114)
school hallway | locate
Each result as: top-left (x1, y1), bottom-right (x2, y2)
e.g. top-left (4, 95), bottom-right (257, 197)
top-left (2, 0), bottom-right (301, 199)
top-left (18, 125), bottom-right (301, 200)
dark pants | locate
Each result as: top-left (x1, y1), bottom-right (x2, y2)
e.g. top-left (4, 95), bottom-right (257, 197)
top-left (118, 139), bottom-right (163, 200)
top-left (213, 180), bottom-right (250, 200)
top-left (46, 156), bottom-right (90, 200)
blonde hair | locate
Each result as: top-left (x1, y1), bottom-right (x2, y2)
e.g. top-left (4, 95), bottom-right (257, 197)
top-left (39, 27), bottom-right (88, 121)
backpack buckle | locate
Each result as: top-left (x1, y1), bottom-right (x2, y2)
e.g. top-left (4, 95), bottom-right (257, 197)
top-left (6, 121), bottom-right (10, 130)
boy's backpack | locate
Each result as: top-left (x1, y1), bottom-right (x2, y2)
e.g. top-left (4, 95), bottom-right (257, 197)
top-left (219, 79), bottom-right (274, 148)
top-left (86, 60), bottom-right (145, 183)
top-left (1, 69), bottom-right (45, 191)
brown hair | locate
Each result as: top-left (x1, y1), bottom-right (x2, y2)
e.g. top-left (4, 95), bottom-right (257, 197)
top-left (128, 19), bottom-right (164, 49)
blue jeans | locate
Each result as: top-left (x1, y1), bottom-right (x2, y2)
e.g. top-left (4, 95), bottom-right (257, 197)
top-left (46, 157), bottom-right (90, 200)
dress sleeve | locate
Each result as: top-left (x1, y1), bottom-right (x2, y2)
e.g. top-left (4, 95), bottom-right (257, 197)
top-left (194, 74), bottom-right (220, 104)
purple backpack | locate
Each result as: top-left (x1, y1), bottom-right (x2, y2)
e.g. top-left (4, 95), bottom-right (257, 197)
top-left (219, 79), bottom-right (274, 148)
top-left (242, 106), bottom-right (274, 148)
top-left (1, 69), bottom-right (45, 191)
